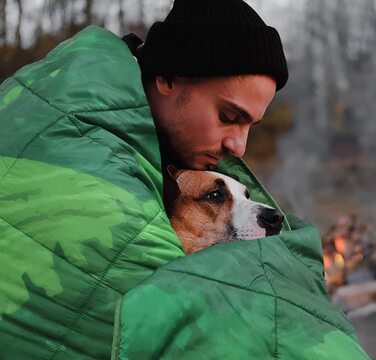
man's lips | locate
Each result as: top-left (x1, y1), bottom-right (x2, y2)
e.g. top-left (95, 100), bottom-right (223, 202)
top-left (204, 155), bottom-right (221, 166)
top-left (207, 154), bottom-right (219, 161)
top-left (195, 153), bottom-right (226, 170)
top-left (206, 154), bottom-right (224, 162)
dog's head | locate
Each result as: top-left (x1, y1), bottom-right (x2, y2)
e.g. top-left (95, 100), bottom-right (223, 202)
top-left (164, 166), bottom-right (284, 254)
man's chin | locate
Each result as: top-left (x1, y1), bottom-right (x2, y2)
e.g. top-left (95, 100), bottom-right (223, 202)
top-left (181, 162), bottom-right (208, 171)
top-left (178, 153), bottom-right (223, 170)
top-left (191, 164), bottom-right (218, 171)
top-left (187, 159), bottom-right (218, 171)
top-left (205, 163), bottom-right (218, 171)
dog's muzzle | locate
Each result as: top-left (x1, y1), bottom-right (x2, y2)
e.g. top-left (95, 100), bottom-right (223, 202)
top-left (257, 208), bottom-right (284, 236)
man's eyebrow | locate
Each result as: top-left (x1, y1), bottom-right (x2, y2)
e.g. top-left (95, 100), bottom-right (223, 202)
top-left (223, 100), bottom-right (259, 124)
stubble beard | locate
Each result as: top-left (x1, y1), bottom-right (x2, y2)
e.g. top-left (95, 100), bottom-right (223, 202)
top-left (156, 121), bottom-right (211, 170)
top-left (155, 118), bottom-right (188, 169)
top-left (158, 134), bottom-right (224, 171)
top-left (154, 96), bottom-right (229, 170)
top-left (156, 119), bottom-right (231, 170)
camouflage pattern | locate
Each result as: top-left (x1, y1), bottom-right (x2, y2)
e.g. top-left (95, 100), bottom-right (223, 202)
top-left (116, 216), bottom-right (370, 359)
top-left (0, 26), bottom-right (369, 359)
top-left (0, 26), bottom-right (183, 359)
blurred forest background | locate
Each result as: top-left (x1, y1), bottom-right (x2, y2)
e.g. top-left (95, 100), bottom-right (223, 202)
top-left (1, 0), bottom-right (375, 230)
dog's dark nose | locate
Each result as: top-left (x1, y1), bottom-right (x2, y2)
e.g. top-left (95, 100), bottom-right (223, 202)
top-left (257, 208), bottom-right (284, 235)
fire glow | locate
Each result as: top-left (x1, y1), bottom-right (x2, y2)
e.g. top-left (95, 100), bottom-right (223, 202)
top-left (334, 236), bottom-right (347, 255)
top-left (321, 215), bottom-right (375, 293)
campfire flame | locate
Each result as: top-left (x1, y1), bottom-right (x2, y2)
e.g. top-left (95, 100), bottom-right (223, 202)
top-left (334, 236), bottom-right (347, 255)
top-left (322, 215), bottom-right (376, 293)
top-left (334, 252), bottom-right (345, 268)
top-left (323, 251), bottom-right (346, 293)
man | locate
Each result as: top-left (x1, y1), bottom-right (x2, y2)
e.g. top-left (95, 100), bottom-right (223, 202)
top-left (135, 0), bottom-right (287, 171)
top-left (0, 0), bottom-right (370, 359)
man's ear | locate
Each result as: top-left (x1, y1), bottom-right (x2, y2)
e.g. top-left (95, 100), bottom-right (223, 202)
top-left (163, 164), bottom-right (181, 215)
top-left (155, 76), bottom-right (173, 96)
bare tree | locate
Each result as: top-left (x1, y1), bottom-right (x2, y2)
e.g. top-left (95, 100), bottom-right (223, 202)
top-left (0, 0), bottom-right (6, 45)
top-left (15, 0), bottom-right (23, 48)
top-left (138, 0), bottom-right (145, 26)
top-left (43, 0), bottom-right (68, 31)
top-left (56, 0), bottom-right (70, 30)
top-left (118, 0), bottom-right (126, 34)
top-left (84, 0), bottom-right (94, 25)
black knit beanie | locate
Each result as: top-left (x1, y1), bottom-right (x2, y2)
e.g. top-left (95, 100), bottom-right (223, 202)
top-left (137, 0), bottom-right (288, 91)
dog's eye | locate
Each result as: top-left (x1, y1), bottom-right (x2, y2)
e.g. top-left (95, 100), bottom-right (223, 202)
top-left (204, 190), bottom-right (225, 203)
top-left (245, 190), bottom-right (250, 199)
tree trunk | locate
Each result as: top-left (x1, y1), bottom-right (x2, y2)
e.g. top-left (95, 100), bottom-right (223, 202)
top-left (0, 0), bottom-right (6, 45)
top-left (139, 0), bottom-right (145, 25)
top-left (84, 0), bottom-right (94, 24)
top-left (118, 0), bottom-right (126, 34)
top-left (15, 0), bottom-right (23, 48)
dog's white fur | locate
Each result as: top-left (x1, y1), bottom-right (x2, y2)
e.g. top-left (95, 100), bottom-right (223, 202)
top-left (208, 172), bottom-right (274, 241)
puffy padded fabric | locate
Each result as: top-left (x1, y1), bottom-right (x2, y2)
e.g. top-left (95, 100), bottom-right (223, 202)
top-left (116, 216), bottom-right (370, 360)
top-left (0, 26), bottom-right (183, 359)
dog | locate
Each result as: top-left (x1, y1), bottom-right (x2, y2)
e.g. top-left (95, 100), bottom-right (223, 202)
top-left (164, 165), bottom-right (284, 254)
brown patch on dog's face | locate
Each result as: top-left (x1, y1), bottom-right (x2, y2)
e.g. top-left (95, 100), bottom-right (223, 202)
top-left (168, 170), bottom-right (235, 254)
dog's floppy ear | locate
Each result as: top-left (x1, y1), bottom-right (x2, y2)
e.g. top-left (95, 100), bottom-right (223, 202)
top-left (166, 164), bottom-right (179, 180)
top-left (163, 164), bottom-right (181, 215)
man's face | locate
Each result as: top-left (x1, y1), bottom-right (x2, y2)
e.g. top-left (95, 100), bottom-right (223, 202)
top-left (149, 74), bottom-right (276, 170)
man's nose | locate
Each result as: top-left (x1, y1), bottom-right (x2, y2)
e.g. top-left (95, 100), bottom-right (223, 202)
top-left (222, 126), bottom-right (249, 158)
